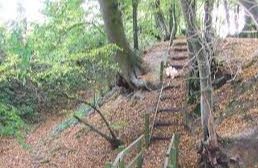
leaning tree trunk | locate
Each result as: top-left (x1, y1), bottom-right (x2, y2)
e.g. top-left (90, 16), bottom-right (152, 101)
top-left (98, 0), bottom-right (147, 90)
top-left (180, 0), bottom-right (200, 103)
top-left (154, 0), bottom-right (170, 41)
top-left (132, 0), bottom-right (139, 50)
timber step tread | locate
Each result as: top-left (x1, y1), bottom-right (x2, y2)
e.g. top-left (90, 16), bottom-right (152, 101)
top-left (151, 136), bottom-right (171, 141)
top-left (154, 121), bottom-right (179, 127)
top-left (171, 64), bottom-right (188, 69)
top-left (173, 41), bottom-right (187, 46)
top-left (160, 95), bottom-right (170, 101)
top-left (174, 75), bottom-right (187, 79)
top-left (170, 56), bottom-right (188, 60)
top-left (160, 95), bottom-right (183, 101)
top-left (163, 85), bottom-right (180, 90)
top-left (157, 108), bottom-right (183, 113)
top-left (173, 47), bottom-right (188, 52)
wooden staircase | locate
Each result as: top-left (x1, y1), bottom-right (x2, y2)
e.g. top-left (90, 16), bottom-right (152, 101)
top-left (150, 38), bottom-right (189, 143)
top-left (107, 38), bottom-right (190, 168)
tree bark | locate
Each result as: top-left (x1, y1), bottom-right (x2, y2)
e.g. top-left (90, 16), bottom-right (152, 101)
top-left (180, 1), bottom-right (229, 167)
top-left (154, 0), bottom-right (170, 41)
top-left (204, 0), bottom-right (218, 81)
top-left (223, 0), bottom-right (230, 33)
top-left (169, 0), bottom-right (177, 42)
top-left (234, 5), bottom-right (240, 32)
top-left (180, 0), bottom-right (200, 103)
top-left (98, 0), bottom-right (147, 90)
top-left (181, 0), bottom-right (214, 141)
top-left (132, 0), bottom-right (139, 50)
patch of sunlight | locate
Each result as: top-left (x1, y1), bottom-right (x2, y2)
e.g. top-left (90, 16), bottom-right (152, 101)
top-left (213, 3), bottom-right (246, 38)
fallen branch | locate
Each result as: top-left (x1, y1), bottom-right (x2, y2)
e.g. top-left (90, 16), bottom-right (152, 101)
top-left (73, 114), bottom-right (123, 149)
top-left (63, 92), bottom-right (123, 149)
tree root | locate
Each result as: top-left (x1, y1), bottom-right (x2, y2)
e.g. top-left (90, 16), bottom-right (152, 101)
top-left (198, 140), bottom-right (230, 168)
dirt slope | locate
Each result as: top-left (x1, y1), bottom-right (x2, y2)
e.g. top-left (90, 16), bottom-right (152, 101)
top-left (1, 38), bottom-right (258, 168)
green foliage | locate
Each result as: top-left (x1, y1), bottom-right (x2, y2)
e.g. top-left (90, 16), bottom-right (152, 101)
top-left (0, 0), bottom-right (188, 138)
top-left (0, 103), bottom-right (25, 136)
top-left (0, 0), bottom-right (118, 137)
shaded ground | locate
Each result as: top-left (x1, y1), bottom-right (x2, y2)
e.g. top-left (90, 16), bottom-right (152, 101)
top-left (1, 38), bottom-right (258, 168)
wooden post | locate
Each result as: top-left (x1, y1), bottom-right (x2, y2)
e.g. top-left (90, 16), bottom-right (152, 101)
top-left (117, 145), bottom-right (125, 168)
top-left (144, 113), bottom-right (150, 147)
top-left (168, 133), bottom-right (180, 168)
top-left (160, 61), bottom-right (164, 83)
top-left (136, 138), bottom-right (143, 168)
top-left (119, 158), bottom-right (125, 168)
top-left (105, 162), bottom-right (112, 168)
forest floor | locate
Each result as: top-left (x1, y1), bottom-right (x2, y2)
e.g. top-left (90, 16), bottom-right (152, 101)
top-left (1, 37), bottom-right (258, 168)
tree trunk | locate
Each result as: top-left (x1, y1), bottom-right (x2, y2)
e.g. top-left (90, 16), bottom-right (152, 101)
top-left (239, 0), bottom-right (258, 26)
top-left (169, 0), bottom-right (177, 42)
top-left (180, 1), bottom-right (229, 167)
top-left (154, 0), bottom-right (170, 41)
top-left (234, 4), bottom-right (240, 33)
top-left (181, 0), bottom-right (212, 139)
top-left (223, 0), bottom-right (230, 33)
top-left (132, 0), bottom-right (139, 50)
top-left (180, 0), bottom-right (200, 103)
top-left (204, 0), bottom-right (218, 80)
top-left (98, 0), bottom-right (147, 90)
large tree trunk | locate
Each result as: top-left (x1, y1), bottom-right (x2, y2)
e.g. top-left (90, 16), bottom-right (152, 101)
top-left (154, 0), bottom-right (170, 41)
top-left (180, 0), bottom-right (200, 103)
top-left (180, 0), bottom-right (229, 167)
top-left (181, 0), bottom-right (212, 140)
top-left (132, 0), bottom-right (139, 50)
top-left (98, 0), bottom-right (147, 90)
top-left (239, 0), bottom-right (258, 26)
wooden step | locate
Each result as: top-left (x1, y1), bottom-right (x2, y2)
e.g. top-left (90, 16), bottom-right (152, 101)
top-left (174, 75), bottom-right (186, 79)
top-left (151, 136), bottom-right (171, 141)
top-left (160, 95), bottom-right (170, 101)
top-left (173, 47), bottom-right (187, 52)
top-left (154, 121), bottom-right (178, 127)
top-left (160, 94), bottom-right (183, 101)
top-left (170, 56), bottom-right (188, 60)
top-left (171, 64), bottom-right (184, 69)
top-left (157, 108), bottom-right (182, 113)
top-left (173, 41), bottom-right (187, 46)
top-left (163, 85), bottom-right (180, 90)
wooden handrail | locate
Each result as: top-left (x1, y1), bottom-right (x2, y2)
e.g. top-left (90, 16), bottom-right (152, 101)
top-left (127, 150), bottom-right (143, 168)
top-left (163, 133), bottom-right (180, 168)
top-left (111, 135), bottom-right (144, 167)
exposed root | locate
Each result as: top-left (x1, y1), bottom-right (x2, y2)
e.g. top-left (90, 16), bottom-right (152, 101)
top-left (198, 141), bottom-right (230, 168)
